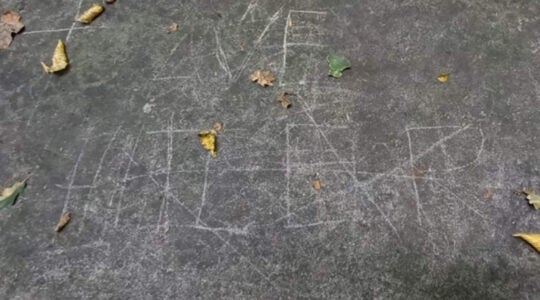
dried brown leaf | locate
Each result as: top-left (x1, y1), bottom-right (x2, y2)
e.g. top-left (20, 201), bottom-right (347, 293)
top-left (250, 70), bottom-right (274, 87)
top-left (483, 188), bottom-right (493, 200)
top-left (55, 212), bottom-right (71, 232)
top-left (78, 3), bottom-right (104, 24)
top-left (213, 122), bottom-right (223, 133)
top-left (313, 179), bottom-right (322, 191)
top-left (278, 91), bottom-right (294, 109)
top-left (0, 10), bottom-right (24, 49)
top-left (166, 22), bottom-right (178, 33)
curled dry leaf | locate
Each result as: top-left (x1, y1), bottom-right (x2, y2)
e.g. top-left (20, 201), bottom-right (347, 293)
top-left (513, 233), bottom-right (540, 253)
top-left (166, 22), bottom-right (178, 33)
top-left (313, 179), bottom-right (322, 191)
top-left (213, 122), bottom-right (223, 133)
top-left (483, 188), bottom-right (493, 200)
top-left (199, 130), bottom-right (217, 157)
top-left (517, 189), bottom-right (540, 210)
top-left (55, 212), bottom-right (71, 232)
top-left (278, 91), bottom-right (294, 109)
top-left (250, 70), bottom-right (274, 87)
top-left (77, 3), bottom-right (104, 24)
top-left (41, 40), bottom-right (68, 73)
top-left (0, 10), bottom-right (25, 49)
top-left (0, 180), bottom-right (26, 209)
top-left (437, 73), bottom-right (449, 83)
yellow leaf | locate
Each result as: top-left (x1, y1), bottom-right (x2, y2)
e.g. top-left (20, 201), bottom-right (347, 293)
top-left (513, 233), bottom-right (540, 253)
top-left (250, 70), bottom-right (274, 87)
top-left (0, 180), bottom-right (26, 209)
top-left (437, 73), bottom-right (449, 83)
top-left (55, 212), bottom-right (71, 232)
top-left (77, 3), bottom-right (104, 24)
top-left (41, 40), bottom-right (68, 73)
top-left (198, 130), bottom-right (217, 157)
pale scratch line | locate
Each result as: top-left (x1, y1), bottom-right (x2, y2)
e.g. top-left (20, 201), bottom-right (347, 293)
top-left (152, 76), bottom-right (191, 81)
top-left (196, 154), bottom-right (211, 225)
top-left (66, 0), bottom-right (84, 41)
top-left (256, 8), bottom-right (282, 43)
top-left (240, 0), bottom-right (258, 22)
top-left (412, 125), bottom-right (472, 162)
top-left (442, 128), bottom-right (485, 172)
top-left (279, 10), bottom-right (291, 87)
top-left (80, 126), bottom-right (121, 233)
top-left (285, 220), bottom-right (345, 229)
top-left (297, 98), bottom-right (400, 238)
top-left (289, 10), bottom-right (328, 15)
top-left (214, 28), bottom-right (232, 80)
top-left (285, 123), bottom-right (291, 225)
top-left (407, 130), bottom-right (424, 225)
top-left (55, 184), bottom-right (95, 190)
top-left (23, 26), bottom-right (108, 35)
top-left (233, 7), bottom-right (282, 81)
top-left (157, 114), bottom-right (174, 230)
top-left (286, 42), bottom-right (325, 47)
top-left (360, 125), bottom-right (474, 187)
top-left (433, 181), bottom-right (487, 220)
top-left (298, 99), bottom-right (354, 175)
top-left (186, 224), bottom-right (249, 236)
top-left (114, 126), bottom-right (144, 227)
top-left (62, 139), bottom-right (88, 213)
top-left (147, 129), bottom-right (199, 135)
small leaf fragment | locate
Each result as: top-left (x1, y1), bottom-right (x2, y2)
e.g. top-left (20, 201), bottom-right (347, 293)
top-left (327, 54), bottom-right (351, 78)
top-left (0, 180), bottom-right (26, 209)
top-left (278, 91), bottom-right (294, 109)
top-left (250, 70), bottom-right (274, 87)
top-left (55, 212), bottom-right (71, 232)
top-left (437, 73), bottom-right (449, 83)
top-left (77, 3), bottom-right (104, 24)
top-left (166, 22), bottom-right (178, 33)
top-left (199, 130), bottom-right (217, 157)
top-left (483, 188), bottom-right (493, 200)
top-left (0, 10), bottom-right (25, 49)
top-left (41, 40), bottom-right (69, 73)
top-left (513, 233), bottom-right (540, 253)
top-left (518, 189), bottom-right (540, 210)
top-left (313, 179), bottom-right (322, 191)
top-left (213, 122), bottom-right (223, 133)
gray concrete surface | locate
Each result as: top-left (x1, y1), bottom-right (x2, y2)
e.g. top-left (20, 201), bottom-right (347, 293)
top-left (1, 0), bottom-right (539, 299)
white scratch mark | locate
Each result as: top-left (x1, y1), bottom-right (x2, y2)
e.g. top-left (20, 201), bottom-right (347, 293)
top-left (240, 0), bottom-right (258, 22)
top-left (214, 28), bottom-right (232, 80)
top-left (157, 114), bottom-right (174, 230)
top-left (62, 139), bottom-right (88, 213)
top-left (196, 154), bottom-right (211, 225)
top-left (407, 130), bottom-right (424, 225)
top-left (65, 0), bottom-right (84, 42)
top-left (114, 126), bottom-right (144, 227)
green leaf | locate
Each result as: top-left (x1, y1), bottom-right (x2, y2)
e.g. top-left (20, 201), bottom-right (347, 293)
top-left (327, 54), bottom-right (351, 78)
top-left (0, 181), bottom-right (26, 209)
